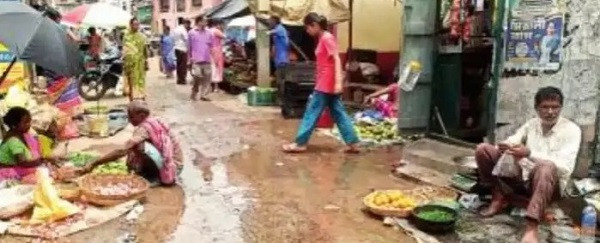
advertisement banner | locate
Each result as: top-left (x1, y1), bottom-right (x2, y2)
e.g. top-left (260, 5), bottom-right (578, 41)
top-left (137, 5), bottom-right (152, 25)
top-left (0, 42), bottom-right (28, 93)
top-left (504, 10), bottom-right (564, 71)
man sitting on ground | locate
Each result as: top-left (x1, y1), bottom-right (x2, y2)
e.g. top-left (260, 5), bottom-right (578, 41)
top-left (475, 86), bottom-right (581, 243)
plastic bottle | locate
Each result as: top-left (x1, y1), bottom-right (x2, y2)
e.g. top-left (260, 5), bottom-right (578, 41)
top-left (581, 205), bottom-right (597, 243)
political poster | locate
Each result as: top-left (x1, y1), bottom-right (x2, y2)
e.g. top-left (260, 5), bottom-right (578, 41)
top-left (504, 9), bottom-right (564, 71)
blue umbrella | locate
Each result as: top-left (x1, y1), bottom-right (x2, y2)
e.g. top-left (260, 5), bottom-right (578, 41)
top-left (0, 1), bottom-right (83, 80)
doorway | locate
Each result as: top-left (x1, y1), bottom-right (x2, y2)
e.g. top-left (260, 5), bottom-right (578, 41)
top-left (431, 0), bottom-right (495, 143)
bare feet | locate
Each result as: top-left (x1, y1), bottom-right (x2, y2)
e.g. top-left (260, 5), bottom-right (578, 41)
top-left (282, 143), bottom-right (307, 153)
top-left (521, 220), bottom-right (539, 243)
top-left (480, 190), bottom-right (507, 217)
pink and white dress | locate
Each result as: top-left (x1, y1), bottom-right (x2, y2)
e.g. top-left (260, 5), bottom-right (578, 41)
top-left (210, 28), bottom-right (225, 83)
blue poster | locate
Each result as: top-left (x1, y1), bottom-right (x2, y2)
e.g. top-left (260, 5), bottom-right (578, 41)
top-left (504, 12), bottom-right (563, 71)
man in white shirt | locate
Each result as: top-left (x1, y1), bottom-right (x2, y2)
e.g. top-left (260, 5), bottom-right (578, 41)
top-left (475, 86), bottom-right (581, 243)
top-left (173, 18), bottom-right (191, 85)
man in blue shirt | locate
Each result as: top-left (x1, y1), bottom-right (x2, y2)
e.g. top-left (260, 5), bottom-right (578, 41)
top-left (268, 16), bottom-right (290, 104)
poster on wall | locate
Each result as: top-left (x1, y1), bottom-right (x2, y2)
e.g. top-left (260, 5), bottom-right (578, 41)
top-left (504, 4), bottom-right (564, 71)
top-left (0, 42), bottom-right (28, 93)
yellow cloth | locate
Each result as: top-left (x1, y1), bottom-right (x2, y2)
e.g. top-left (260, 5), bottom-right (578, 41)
top-left (38, 134), bottom-right (54, 159)
top-left (30, 168), bottom-right (80, 224)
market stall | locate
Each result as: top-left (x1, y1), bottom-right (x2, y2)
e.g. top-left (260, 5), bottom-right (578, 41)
top-left (0, 155), bottom-right (148, 240)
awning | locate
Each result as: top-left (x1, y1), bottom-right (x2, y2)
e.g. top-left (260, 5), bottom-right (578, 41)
top-left (249, 0), bottom-right (351, 25)
top-left (205, 0), bottom-right (350, 26)
top-left (204, 0), bottom-right (250, 20)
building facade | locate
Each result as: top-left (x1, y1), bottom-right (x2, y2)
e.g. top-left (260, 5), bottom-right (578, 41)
top-left (152, 0), bottom-right (222, 32)
top-left (336, 0), bottom-right (403, 81)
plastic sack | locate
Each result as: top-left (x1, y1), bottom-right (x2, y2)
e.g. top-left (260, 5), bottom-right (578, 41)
top-left (30, 168), bottom-right (80, 224)
top-left (397, 60), bottom-right (423, 92)
top-left (4, 85), bottom-right (30, 110)
top-left (492, 154), bottom-right (520, 178)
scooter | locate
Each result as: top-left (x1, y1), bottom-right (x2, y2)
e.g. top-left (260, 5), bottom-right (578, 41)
top-left (78, 47), bottom-right (123, 101)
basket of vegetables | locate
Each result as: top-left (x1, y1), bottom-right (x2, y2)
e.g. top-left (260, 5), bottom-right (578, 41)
top-left (362, 190), bottom-right (422, 217)
top-left (411, 204), bottom-right (458, 234)
top-left (79, 174), bottom-right (149, 206)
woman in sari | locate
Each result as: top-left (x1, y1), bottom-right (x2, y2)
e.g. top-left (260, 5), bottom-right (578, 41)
top-left (123, 18), bottom-right (148, 100)
top-left (160, 26), bottom-right (176, 78)
top-left (209, 19), bottom-right (226, 93)
top-left (0, 107), bottom-right (58, 182)
top-left (83, 101), bottom-right (183, 186)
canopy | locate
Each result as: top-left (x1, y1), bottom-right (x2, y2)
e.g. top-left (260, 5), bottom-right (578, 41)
top-left (62, 3), bottom-right (132, 29)
top-left (205, 0), bottom-right (350, 26)
top-left (204, 0), bottom-right (251, 20)
top-left (228, 15), bottom-right (256, 27)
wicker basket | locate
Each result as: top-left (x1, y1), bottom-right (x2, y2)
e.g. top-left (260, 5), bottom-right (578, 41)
top-left (79, 174), bottom-right (149, 206)
top-left (363, 190), bottom-right (419, 218)
top-left (56, 183), bottom-right (81, 201)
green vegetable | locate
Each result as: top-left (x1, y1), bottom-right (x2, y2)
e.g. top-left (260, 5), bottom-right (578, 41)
top-left (92, 160), bottom-right (128, 175)
top-left (68, 152), bottom-right (99, 167)
top-left (417, 209), bottom-right (455, 222)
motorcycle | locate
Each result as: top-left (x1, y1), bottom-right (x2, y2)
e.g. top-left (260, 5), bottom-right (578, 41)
top-left (78, 47), bottom-right (123, 101)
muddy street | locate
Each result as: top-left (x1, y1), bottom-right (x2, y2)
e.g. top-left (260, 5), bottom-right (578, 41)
top-left (130, 62), bottom-right (416, 243)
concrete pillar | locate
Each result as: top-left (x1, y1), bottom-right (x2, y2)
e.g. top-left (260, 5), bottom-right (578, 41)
top-left (255, 1), bottom-right (270, 87)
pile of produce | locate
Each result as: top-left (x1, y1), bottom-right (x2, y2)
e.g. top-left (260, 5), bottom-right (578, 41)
top-left (67, 152), bottom-right (98, 167)
top-left (416, 208), bottom-right (455, 222)
top-left (92, 161), bottom-right (128, 175)
top-left (93, 181), bottom-right (136, 196)
top-left (366, 190), bottom-right (418, 210)
top-left (354, 119), bottom-right (403, 143)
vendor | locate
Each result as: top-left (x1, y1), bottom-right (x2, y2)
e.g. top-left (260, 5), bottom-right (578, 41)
top-left (475, 87), bottom-right (581, 243)
top-left (0, 107), bottom-right (53, 181)
top-left (362, 82), bottom-right (399, 118)
top-left (82, 101), bottom-right (183, 186)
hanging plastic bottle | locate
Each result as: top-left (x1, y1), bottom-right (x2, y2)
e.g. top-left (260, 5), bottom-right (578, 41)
top-left (581, 204), bottom-right (597, 243)
top-left (398, 60), bottom-right (423, 92)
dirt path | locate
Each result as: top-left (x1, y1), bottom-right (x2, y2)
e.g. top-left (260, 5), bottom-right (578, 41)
top-left (1, 59), bottom-right (416, 242)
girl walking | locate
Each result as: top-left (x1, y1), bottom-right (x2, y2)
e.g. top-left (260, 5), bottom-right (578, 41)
top-left (282, 13), bottom-right (359, 153)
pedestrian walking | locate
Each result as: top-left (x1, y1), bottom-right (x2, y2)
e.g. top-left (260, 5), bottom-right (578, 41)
top-left (209, 19), bottom-right (225, 93)
top-left (123, 17), bottom-right (148, 100)
top-left (87, 27), bottom-right (103, 59)
top-left (160, 26), bottom-right (176, 78)
top-left (173, 18), bottom-right (191, 85)
top-left (282, 13), bottom-right (359, 153)
top-left (187, 16), bottom-right (214, 101)
top-left (267, 16), bottom-right (290, 103)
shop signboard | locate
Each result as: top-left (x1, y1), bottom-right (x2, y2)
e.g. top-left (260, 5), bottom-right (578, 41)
top-left (0, 42), bottom-right (28, 93)
top-left (504, 3), bottom-right (565, 71)
top-left (137, 5), bottom-right (152, 25)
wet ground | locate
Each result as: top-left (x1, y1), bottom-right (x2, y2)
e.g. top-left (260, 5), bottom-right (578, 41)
top-left (2, 60), bottom-right (417, 242)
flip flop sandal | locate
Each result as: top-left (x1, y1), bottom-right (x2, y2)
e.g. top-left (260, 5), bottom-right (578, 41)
top-left (282, 144), bottom-right (307, 153)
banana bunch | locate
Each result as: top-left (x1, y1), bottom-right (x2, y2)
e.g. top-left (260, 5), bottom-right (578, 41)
top-left (354, 120), bottom-right (399, 142)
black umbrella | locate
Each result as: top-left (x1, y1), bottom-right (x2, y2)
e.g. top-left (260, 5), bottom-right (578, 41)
top-left (0, 1), bottom-right (83, 80)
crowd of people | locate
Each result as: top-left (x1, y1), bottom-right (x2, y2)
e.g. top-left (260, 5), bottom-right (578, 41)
top-left (158, 16), bottom-right (226, 101)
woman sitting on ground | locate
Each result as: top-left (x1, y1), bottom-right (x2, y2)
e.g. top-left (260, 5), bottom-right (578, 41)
top-left (0, 107), bottom-right (59, 181)
top-left (83, 101), bottom-right (183, 186)
top-left (362, 82), bottom-right (399, 118)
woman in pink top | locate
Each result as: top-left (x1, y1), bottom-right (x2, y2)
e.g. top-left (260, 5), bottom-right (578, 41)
top-left (363, 83), bottom-right (400, 118)
top-left (283, 13), bottom-right (359, 153)
top-left (209, 19), bottom-right (226, 93)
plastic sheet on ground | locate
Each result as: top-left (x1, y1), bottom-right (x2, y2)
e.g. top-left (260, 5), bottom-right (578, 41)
top-left (7, 200), bottom-right (138, 239)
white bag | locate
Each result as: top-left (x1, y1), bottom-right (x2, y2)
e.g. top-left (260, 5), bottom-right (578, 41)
top-left (492, 154), bottom-right (520, 178)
